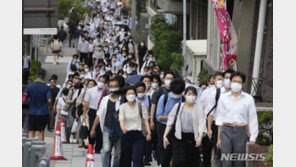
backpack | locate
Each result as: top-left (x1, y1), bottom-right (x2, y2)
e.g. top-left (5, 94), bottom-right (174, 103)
top-left (51, 41), bottom-right (61, 51)
top-left (206, 88), bottom-right (221, 118)
top-left (109, 97), bottom-right (124, 142)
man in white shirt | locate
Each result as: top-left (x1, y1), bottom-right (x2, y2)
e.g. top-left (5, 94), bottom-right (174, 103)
top-left (82, 64), bottom-right (92, 79)
top-left (111, 54), bottom-right (122, 73)
top-left (90, 78), bottom-right (122, 166)
top-left (197, 71), bottom-right (224, 167)
top-left (84, 76), bottom-right (107, 153)
top-left (77, 36), bottom-right (89, 63)
top-left (215, 71), bottom-right (258, 167)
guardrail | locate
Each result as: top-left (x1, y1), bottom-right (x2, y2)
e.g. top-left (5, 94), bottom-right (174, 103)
top-left (22, 133), bottom-right (50, 167)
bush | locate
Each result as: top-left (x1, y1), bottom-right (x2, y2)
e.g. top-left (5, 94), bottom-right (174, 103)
top-left (58, 0), bottom-right (90, 22)
top-left (264, 144), bottom-right (273, 165)
top-left (150, 14), bottom-right (182, 72)
top-left (197, 69), bottom-right (210, 84)
top-left (256, 110), bottom-right (273, 146)
top-left (28, 60), bottom-right (42, 82)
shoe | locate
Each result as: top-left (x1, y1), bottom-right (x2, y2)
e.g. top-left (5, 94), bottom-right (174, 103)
top-left (95, 150), bottom-right (101, 154)
top-left (73, 138), bottom-right (77, 143)
top-left (69, 134), bottom-right (74, 143)
top-left (56, 62), bottom-right (59, 65)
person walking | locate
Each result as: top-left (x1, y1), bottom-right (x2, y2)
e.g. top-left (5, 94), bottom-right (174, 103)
top-left (137, 41), bottom-right (147, 69)
top-left (90, 78), bottom-right (122, 167)
top-left (23, 68), bottom-right (52, 141)
top-left (51, 35), bottom-right (62, 65)
top-left (156, 78), bottom-right (186, 167)
top-left (57, 26), bottom-right (67, 57)
top-left (215, 71), bottom-right (259, 167)
top-left (47, 78), bottom-right (60, 132)
top-left (77, 36), bottom-right (89, 64)
top-left (163, 86), bottom-right (206, 167)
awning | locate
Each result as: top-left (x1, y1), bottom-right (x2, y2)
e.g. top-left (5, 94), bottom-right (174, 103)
top-left (185, 39), bottom-right (207, 56)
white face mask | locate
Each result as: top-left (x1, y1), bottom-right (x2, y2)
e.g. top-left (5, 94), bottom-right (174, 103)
top-left (109, 87), bottom-right (119, 93)
top-left (97, 82), bottom-right (105, 89)
top-left (85, 69), bottom-right (89, 73)
top-left (66, 85), bottom-right (71, 89)
top-left (137, 93), bottom-right (145, 99)
top-left (112, 58), bottom-right (117, 62)
top-left (151, 83), bottom-right (159, 89)
top-left (80, 74), bottom-right (85, 78)
top-left (231, 83), bottom-right (242, 93)
top-left (216, 80), bottom-right (224, 88)
top-left (126, 94), bottom-right (136, 102)
top-left (106, 67), bottom-right (111, 71)
top-left (145, 83), bottom-right (151, 90)
top-left (160, 74), bottom-right (164, 79)
top-left (172, 93), bottom-right (182, 99)
top-left (224, 79), bottom-right (231, 88)
top-left (186, 95), bottom-right (196, 104)
top-left (164, 80), bottom-right (171, 87)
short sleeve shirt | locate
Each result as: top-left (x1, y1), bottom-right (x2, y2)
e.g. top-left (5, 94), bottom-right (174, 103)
top-left (151, 87), bottom-right (170, 106)
top-left (25, 82), bottom-right (52, 115)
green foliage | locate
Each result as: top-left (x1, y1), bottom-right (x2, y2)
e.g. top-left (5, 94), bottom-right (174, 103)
top-left (170, 52), bottom-right (183, 72)
top-left (264, 144), bottom-right (273, 165)
top-left (256, 110), bottom-right (273, 146)
top-left (29, 60), bottom-right (42, 82)
top-left (197, 69), bottom-right (210, 84)
top-left (136, 0), bottom-right (147, 18)
top-left (149, 14), bottom-right (182, 72)
top-left (58, 0), bottom-right (90, 22)
top-left (58, 0), bottom-right (74, 19)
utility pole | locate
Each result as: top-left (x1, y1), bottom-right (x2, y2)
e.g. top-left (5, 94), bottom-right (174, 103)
top-left (251, 0), bottom-right (267, 96)
top-left (132, 0), bottom-right (137, 38)
top-left (182, 0), bottom-right (187, 78)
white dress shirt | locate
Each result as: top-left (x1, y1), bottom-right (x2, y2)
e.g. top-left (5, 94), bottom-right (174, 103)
top-left (78, 41), bottom-right (89, 53)
top-left (84, 72), bottom-right (92, 80)
top-left (197, 86), bottom-right (218, 120)
top-left (215, 91), bottom-right (259, 142)
top-left (84, 87), bottom-right (103, 110)
top-left (57, 97), bottom-right (68, 116)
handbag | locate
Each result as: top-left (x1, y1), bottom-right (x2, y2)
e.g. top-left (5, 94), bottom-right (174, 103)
top-left (138, 103), bottom-right (148, 136)
top-left (79, 119), bottom-right (89, 140)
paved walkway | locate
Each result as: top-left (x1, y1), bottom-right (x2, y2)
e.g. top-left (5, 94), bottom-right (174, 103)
top-left (39, 41), bottom-right (158, 167)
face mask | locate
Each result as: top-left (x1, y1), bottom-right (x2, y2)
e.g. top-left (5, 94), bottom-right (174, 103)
top-left (106, 67), bottom-right (111, 71)
top-left (216, 80), bottom-right (224, 88)
top-left (109, 88), bottom-right (119, 93)
top-left (97, 82), bottom-right (105, 89)
top-left (122, 54), bottom-right (126, 56)
top-left (186, 95), bottom-right (196, 104)
top-left (123, 75), bottom-right (127, 78)
top-left (172, 93), bottom-right (182, 99)
top-left (80, 74), bottom-right (85, 78)
top-left (145, 83), bottom-right (151, 90)
top-left (164, 80), bottom-right (171, 87)
top-left (112, 58), bottom-right (117, 62)
top-left (231, 83), bottom-right (242, 93)
top-left (126, 94), bottom-right (136, 102)
top-left (224, 79), bottom-right (231, 88)
top-left (66, 85), bottom-right (71, 89)
top-left (85, 69), bottom-right (89, 73)
top-left (137, 93), bottom-right (145, 99)
top-left (109, 46), bottom-right (113, 49)
top-left (160, 74), bottom-right (164, 79)
top-left (151, 83), bottom-right (159, 89)
top-left (140, 43), bottom-right (144, 46)
top-left (114, 50), bottom-right (118, 53)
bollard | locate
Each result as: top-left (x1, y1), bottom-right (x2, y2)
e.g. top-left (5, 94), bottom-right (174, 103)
top-left (37, 155), bottom-right (50, 167)
top-left (28, 145), bottom-right (46, 167)
top-left (22, 133), bottom-right (28, 137)
top-left (31, 141), bottom-right (46, 145)
top-left (22, 138), bottom-right (38, 144)
top-left (23, 142), bottom-right (32, 167)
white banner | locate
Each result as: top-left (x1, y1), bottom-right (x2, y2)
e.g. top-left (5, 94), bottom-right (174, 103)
top-left (23, 28), bottom-right (57, 35)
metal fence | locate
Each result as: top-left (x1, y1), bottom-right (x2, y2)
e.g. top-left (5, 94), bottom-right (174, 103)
top-left (22, 133), bottom-right (50, 167)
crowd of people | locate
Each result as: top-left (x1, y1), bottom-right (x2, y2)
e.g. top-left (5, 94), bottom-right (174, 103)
top-left (22, 0), bottom-right (259, 167)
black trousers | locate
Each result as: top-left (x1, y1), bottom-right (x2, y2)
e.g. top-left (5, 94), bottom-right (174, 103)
top-left (201, 121), bottom-right (219, 167)
top-left (157, 123), bottom-right (173, 167)
top-left (88, 52), bottom-right (94, 70)
top-left (119, 131), bottom-right (145, 167)
top-left (143, 139), bottom-right (152, 162)
top-left (172, 133), bottom-right (200, 167)
top-left (69, 34), bottom-right (74, 47)
top-left (80, 52), bottom-right (88, 64)
top-left (88, 108), bottom-right (102, 152)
